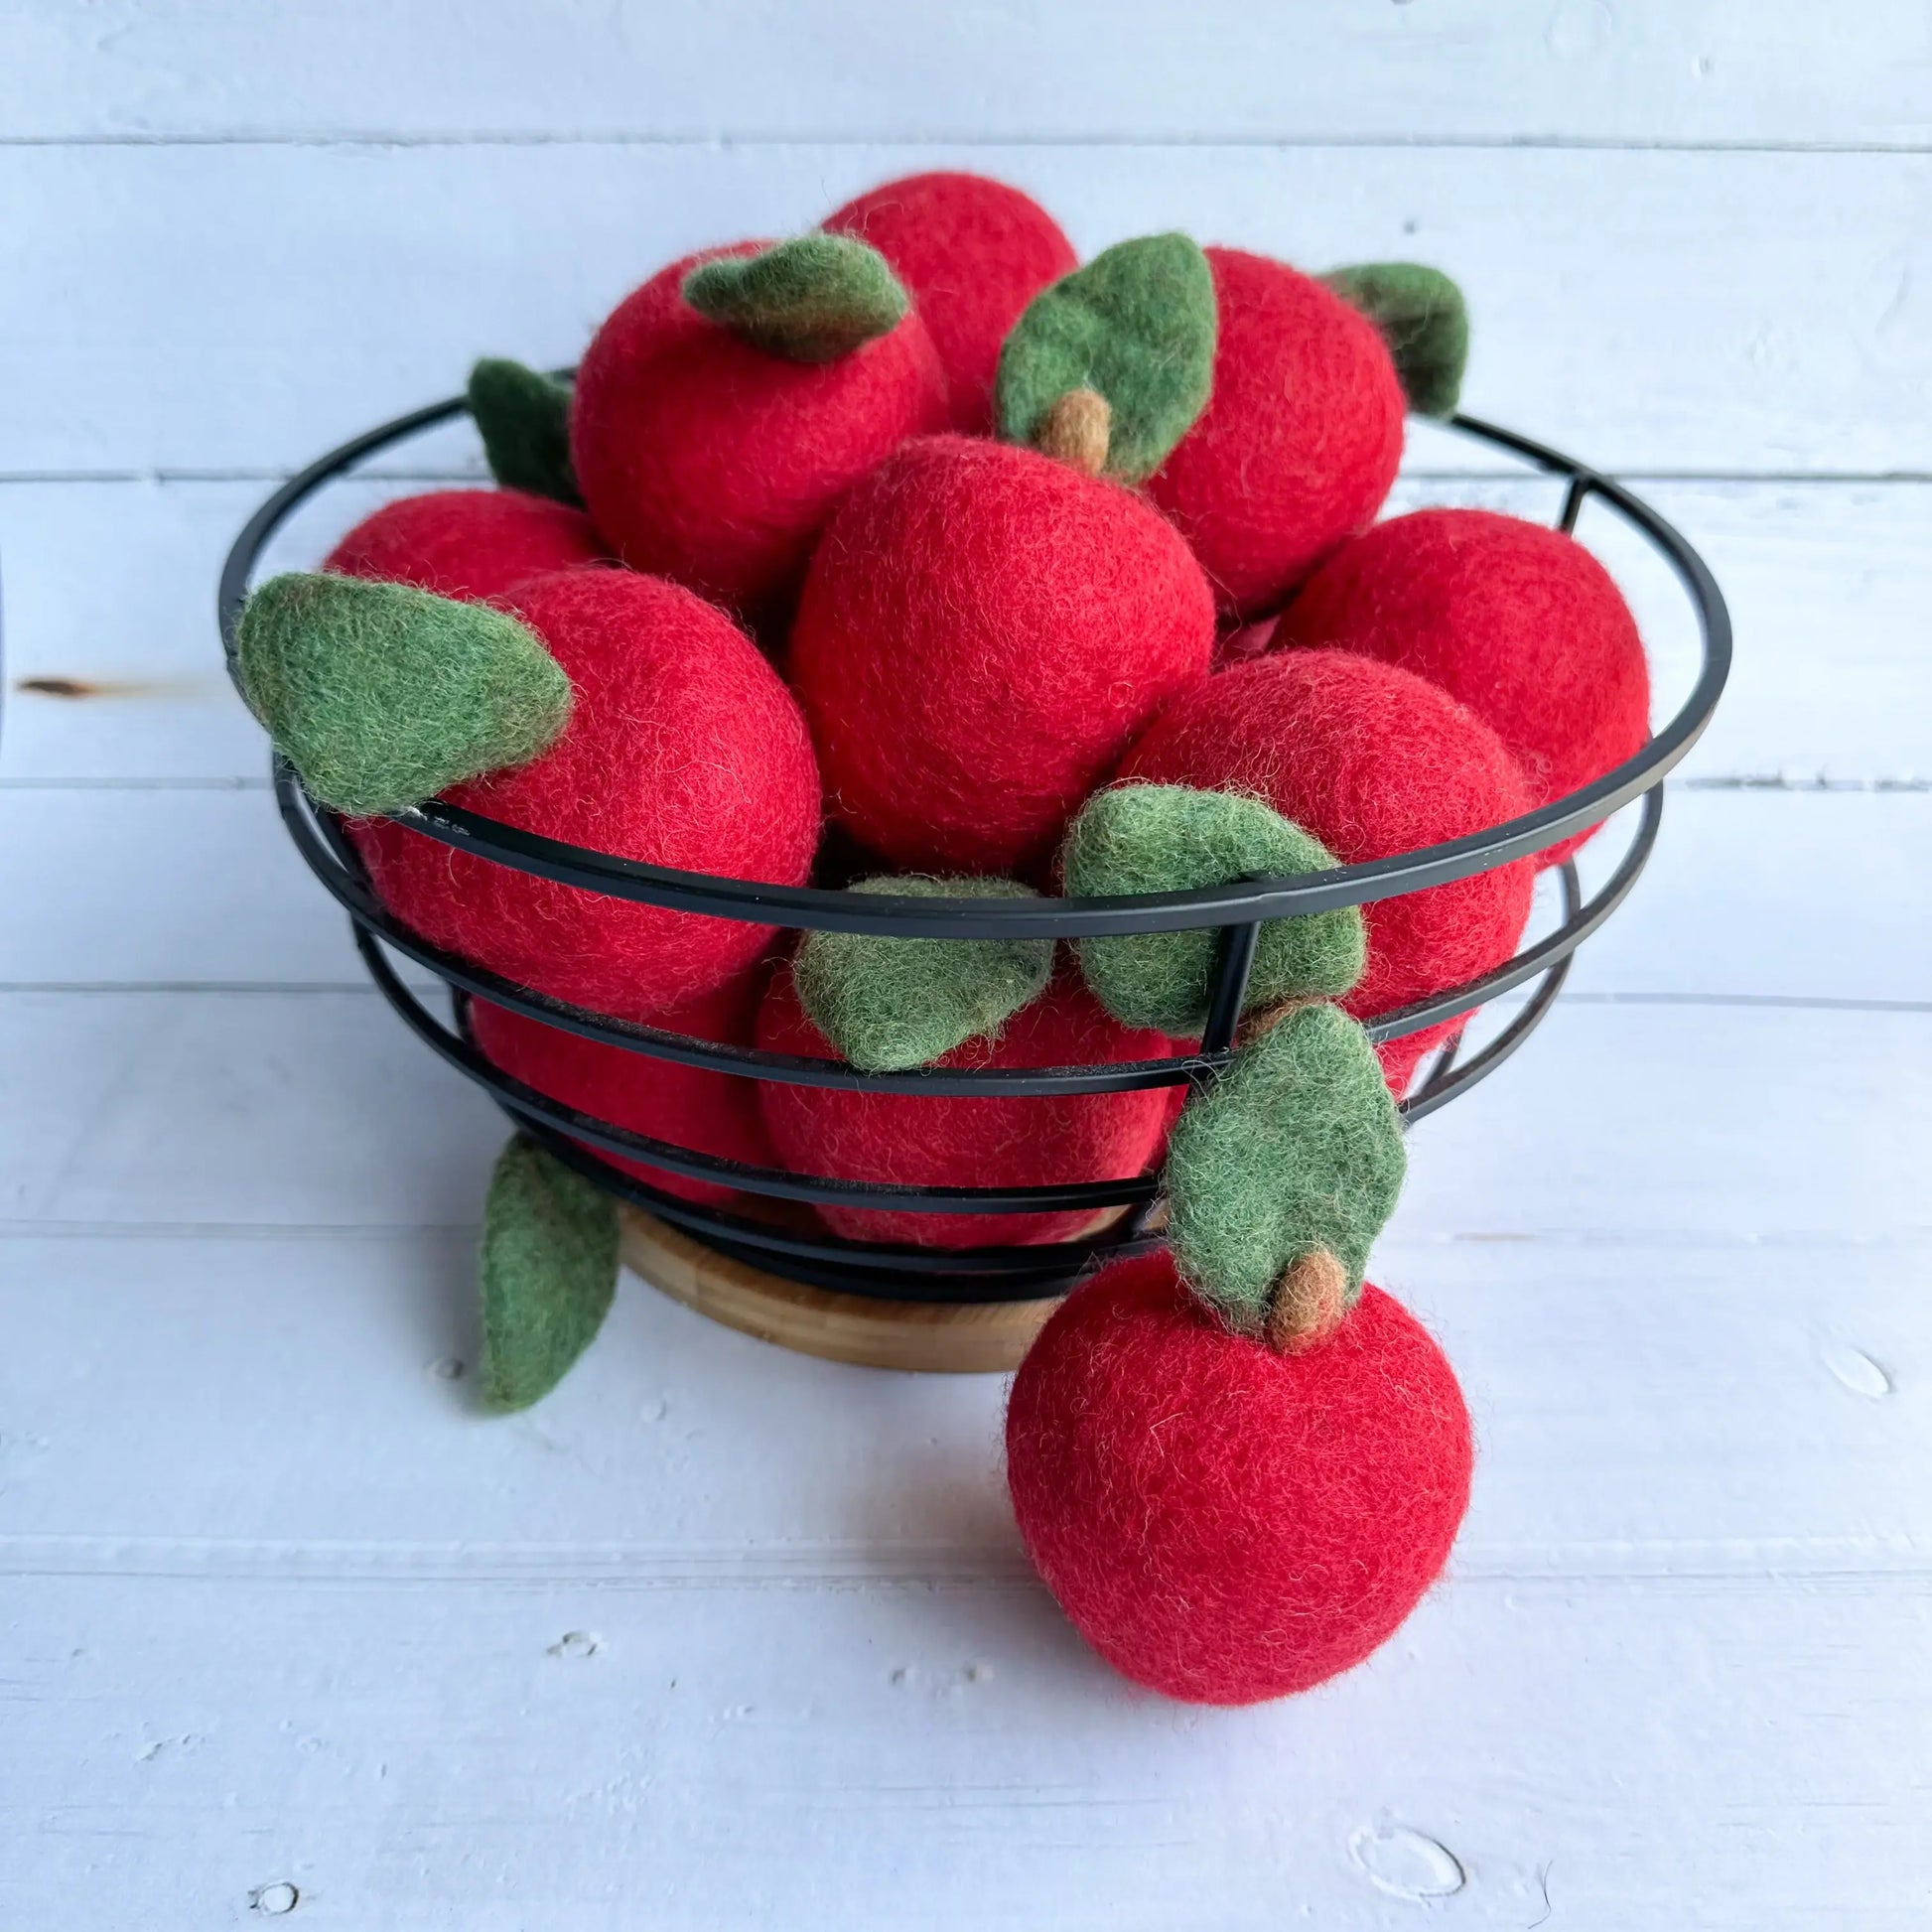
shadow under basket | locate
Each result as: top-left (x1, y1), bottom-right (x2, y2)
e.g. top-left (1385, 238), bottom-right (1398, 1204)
top-left (220, 406), bottom-right (1730, 1370)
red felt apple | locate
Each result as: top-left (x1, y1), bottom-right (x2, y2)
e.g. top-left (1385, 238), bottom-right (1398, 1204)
top-left (824, 170), bottom-right (1077, 434)
top-left (469, 962), bottom-right (777, 1208)
top-left (350, 567), bottom-right (820, 1022)
top-left (325, 487), bottom-right (605, 606)
top-left (786, 235), bottom-right (1221, 874)
top-left (1118, 649), bottom-right (1534, 1092)
top-left (789, 433), bottom-right (1215, 875)
top-left (1147, 247), bottom-right (1406, 619)
top-left (1277, 506), bottom-right (1650, 864)
top-left (755, 960), bottom-right (1172, 1249)
top-left (570, 235), bottom-right (948, 619)
top-left (1006, 1250), bottom-right (1472, 1704)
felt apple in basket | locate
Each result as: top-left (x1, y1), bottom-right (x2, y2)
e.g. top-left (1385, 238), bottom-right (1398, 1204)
top-left (790, 235), bottom-right (1222, 876)
top-left (824, 171), bottom-right (1078, 434)
top-left (1275, 505), bottom-right (1650, 864)
top-left (759, 896), bottom-right (1174, 1251)
top-left (1116, 650), bottom-right (1537, 1094)
top-left (233, 559), bottom-right (821, 1410)
top-left (572, 233), bottom-right (949, 621)
top-left (326, 484), bottom-right (604, 603)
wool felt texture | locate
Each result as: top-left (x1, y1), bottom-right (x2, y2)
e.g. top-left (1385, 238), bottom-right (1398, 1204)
top-left (757, 961), bottom-right (1172, 1249)
top-left (682, 234), bottom-right (909, 364)
top-left (789, 434), bottom-right (1216, 875)
top-left (1005, 1253), bottom-right (1472, 1705)
top-left (479, 1133), bottom-right (619, 1413)
top-left (1278, 506), bottom-right (1651, 866)
top-left (1119, 650), bottom-right (1535, 1081)
top-left (823, 171), bottom-right (1077, 434)
top-left (571, 242), bottom-right (948, 617)
top-left (1147, 248), bottom-right (1406, 619)
top-left (470, 966), bottom-right (776, 1209)
top-left (1060, 782), bottom-right (1365, 1035)
top-left (995, 233), bottom-right (1217, 484)
top-left (468, 358), bottom-right (583, 505)
top-left (235, 572), bottom-right (573, 817)
top-left (349, 567), bottom-right (820, 1023)
top-left (324, 486), bottom-right (606, 606)
top-left (1164, 1003), bottom-right (1406, 1338)
top-left (792, 877), bottom-right (1055, 1073)
top-left (1320, 263), bottom-right (1469, 420)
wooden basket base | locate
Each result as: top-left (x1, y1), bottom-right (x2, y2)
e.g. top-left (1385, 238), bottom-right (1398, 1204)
top-left (617, 1206), bottom-right (1061, 1373)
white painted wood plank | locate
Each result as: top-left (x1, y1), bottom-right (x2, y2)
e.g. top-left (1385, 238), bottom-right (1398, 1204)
top-left (0, 472), bottom-right (446, 786)
top-left (2, 1223), bottom-right (1925, 1559)
top-left (5, 145), bottom-right (1928, 476)
top-left (1554, 787), bottom-right (1932, 1004)
top-left (0, 474), bottom-right (266, 781)
top-left (0, 786), bottom-right (356, 986)
top-left (2, 1564), bottom-right (1927, 1929)
top-left (8, 0), bottom-right (1928, 147)
top-left (5, 909), bottom-right (1924, 1920)
top-left (6, 476), bottom-right (1929, 785)
top-left (3, 990), bottom-right (1923, 1244)
top-left (0, 989), bottom-right (500, 1232)
top-left (1395, 997), bottom-right (1932, 1252)
top-left (2, 783), bottom-right (1923, 1004)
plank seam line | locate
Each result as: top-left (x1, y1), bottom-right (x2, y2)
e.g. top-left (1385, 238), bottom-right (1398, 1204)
top-left (3, 132), bottom-right (1928, 155)
top-left (2, 1541), bottom-right (1929, 1587)
top-left (1682, 775), bottom-right (1932, 793)
top-left (2, 983), bottom-right (1926, 1012)
top-left (0, 981), bottom-right (444, 994)
top-left (11, 469), bottom-right (1932, 486)
top-left (0, 1222), bottom-right (480, 1239)
top-left (1558, 992), bottom-right (1932, 1014)
top-left (6, 1224), bottom-right (1930, 1249)
top-left (0, 777), bottom-right (272, 792)
top-left (8, 774), bottom-right (1926, 795)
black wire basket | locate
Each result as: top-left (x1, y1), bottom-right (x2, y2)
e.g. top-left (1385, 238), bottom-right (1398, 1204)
top-left (220, 403), bottom-right (1730, 1305)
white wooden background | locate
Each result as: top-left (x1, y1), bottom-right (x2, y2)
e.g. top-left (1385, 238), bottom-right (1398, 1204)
top-left (3, 5), bottom-right (1930, 1925)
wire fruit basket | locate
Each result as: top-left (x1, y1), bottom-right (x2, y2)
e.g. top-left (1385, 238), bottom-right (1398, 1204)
top-left (220, 402), bottom-right (1730, 1359)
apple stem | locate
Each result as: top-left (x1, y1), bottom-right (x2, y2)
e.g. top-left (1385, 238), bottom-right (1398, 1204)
top-left (1234, 995), bottom-right (1315, 1048)
top-left (1267, 1249), bottom-right (1348, 1353)
top-left (1036, 387), bottom-right (1112, 477)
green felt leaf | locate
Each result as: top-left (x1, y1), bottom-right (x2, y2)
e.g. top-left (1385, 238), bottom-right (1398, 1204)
top-left (793, 877), bottom-right (1055, 1072)
top-left (995, 233), bottom-right (1216, 483)
top-left (235, 572), bottom-right (572, 816)
top-left (1063, 784), bottom-right (1365, 1035)
top-left (682, 234), bottom-right (909, 363)
top-left (1165, 1004), bottom-right (1406, 1336)
top-left (1322, 262), bottom-right (1469, 419)
top-left (468, 357), bottom-right (582, 505)
top-left (479, 1135), bottom-right (619, 1413)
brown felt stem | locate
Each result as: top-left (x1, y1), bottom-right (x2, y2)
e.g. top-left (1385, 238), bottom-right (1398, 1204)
top-left (1035, 388), bottom-right (1112, 477)
top-left (1266, 1249), bottom-right (1348, 1354)
top-left (1235, 995), bottom-right (1316, 1048)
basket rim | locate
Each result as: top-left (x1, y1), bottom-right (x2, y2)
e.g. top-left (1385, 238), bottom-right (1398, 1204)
top-left (217, 396), bottom-right (1727, 1297)
top-left (284, 761), bottom-right (1643, 1107)
top-left (219, 401), bottom-right (1730, 940)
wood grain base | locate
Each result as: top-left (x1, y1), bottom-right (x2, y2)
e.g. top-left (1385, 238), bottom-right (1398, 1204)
top-left (617, 1206), bottom-right (1062, 1373)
